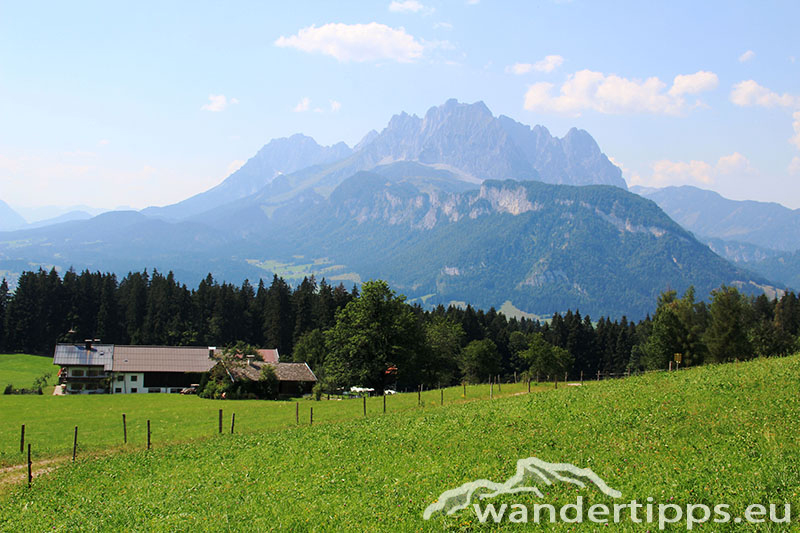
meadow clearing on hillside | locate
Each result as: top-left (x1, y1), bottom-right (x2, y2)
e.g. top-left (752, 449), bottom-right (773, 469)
top-left (1, 355), bottom-right (798, 531)
top-left (0, 353), bottom-right (55, 393)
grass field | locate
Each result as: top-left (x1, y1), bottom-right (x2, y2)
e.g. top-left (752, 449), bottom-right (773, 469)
top-left (0, 353), bottom-right (56, 393)
top-left (0, 372), bottom-right (537, 468)
top-left (1, 355), bottom-right (799, 531)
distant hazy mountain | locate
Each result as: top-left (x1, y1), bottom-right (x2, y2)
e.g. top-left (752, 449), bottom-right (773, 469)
top-left (633, 185), bottom-right (800, 252)
top-left (0, 200), bottom-right (26, 231)
top-left (25, 210), bottom-right (93, 229)
top-left (0, 210), bottom-right (269, 284)
top-left (144, 134), bottom-right (352, 220)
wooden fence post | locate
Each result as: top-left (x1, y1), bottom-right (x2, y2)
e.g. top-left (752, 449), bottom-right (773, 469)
top-left (363, 396), bottom-right (367, 417)
top-left (554, 376), bottom-right (558, 389)
top-left (418, 385), bottom-right (421, 406)
top-left (20, 424), bottom-right (25, 454)
top-left (527, 379), bottom-right (531, 393)
top-left (147, 420), bottom-right (151, 450)
top-left (310, 407), bottom-right (313, 426)
top-left (596, 370), bottom-right (601, 381)
top-left (580, 371), bottom-right (584, 384)
top-left (27, 444), bottom-right (31, 487)
top-left (218, 409), bottom-right (223, 434)
top-left (463, 382), bottom-right (466, 398)
top-left (72, 426), bottom-right (78, 462)
top-left (497, 376), bottom-right (501, 392)
top-left (440, 388), bottom-right (443, 406)
top-left (230, 413), bottom-right (235, 434)
top-left (295, 402), bottom-right (299, 425)
top-left (383, 394), bottom-right (386, 413)
top-left (122, 414), bottom-right (127, 444)
top-left (490, 380), bottom-right (493, 399)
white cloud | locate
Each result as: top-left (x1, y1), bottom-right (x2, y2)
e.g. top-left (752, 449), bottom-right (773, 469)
top-left (523, 69), bottom-right (717, 116)
top-left (98, 139), bottom-right (110, 146)
top-left (506, 62), bottom-right (532, 75)
top-left (791, 111), bottom-right (800, 150)
top-left (389, 0), bottom-right (433, 14)
top-left (330, 100), bottom-right (342, 112)
top-left (201, 94), bottom-right (238, 112)
top-left (466, 0), bottom-right (480, 4)
top-left (533, 54), bottom-right (564, 73)
top-left (715, 152), bottom-right (753, 175)
top-left (637, 152), bottom-right (754, 188)
top-left (730, 80), bottom-right (800, 108)
top-left (293, 97), bottom-right (311, 112)
top-left (738, 50), bottom-right (755, 63)
top-left (789, 156), bottom-right (800, 175)
top-left (668, 71), bottom-right (718, 96)
top-left (275, 23), bottom-right (425, 63)
top-left (506, 56), bottom-right (563, 75)
top-left (651, 159), bottom-right (714, 186)
top-left (434, 22), bottom-right (453, 30)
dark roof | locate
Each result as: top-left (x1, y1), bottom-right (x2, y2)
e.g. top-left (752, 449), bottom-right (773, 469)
top-left (227, 360), bottom-right (317, 383)
top-left (257, 349), bottom-right (280, 363)
top-left (112, 346), bottom-right (215, 373)
top-left (53, 344), bottom-right (114, 371)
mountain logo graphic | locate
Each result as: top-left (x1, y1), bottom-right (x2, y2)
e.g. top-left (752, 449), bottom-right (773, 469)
top-left (423, 457), bottom-right (621, 520)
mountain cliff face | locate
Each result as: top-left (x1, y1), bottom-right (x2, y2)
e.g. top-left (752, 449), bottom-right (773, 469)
top-left (285, 173), bottom-right (772, 317)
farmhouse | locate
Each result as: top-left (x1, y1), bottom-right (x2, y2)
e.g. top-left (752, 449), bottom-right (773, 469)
top-left (53, 340), bottom-right (316, 395)
top-left (223, 357), bottom-right (318, 396)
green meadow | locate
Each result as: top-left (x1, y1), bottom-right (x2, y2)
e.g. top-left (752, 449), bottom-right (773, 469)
top-left (1, 355), bottom-right (799, 531)
top-left (0, 363), bottom-right (535, 469)
top-left (0, 353), bottom-right (56, 393)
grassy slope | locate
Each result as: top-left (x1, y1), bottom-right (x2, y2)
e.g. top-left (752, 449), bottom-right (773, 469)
top-left (0, 353), bottom-right (56, 393)
top-left (0, 381), bottom-right (535, 468)
top-left (2, 356), bottom-right (799, 531)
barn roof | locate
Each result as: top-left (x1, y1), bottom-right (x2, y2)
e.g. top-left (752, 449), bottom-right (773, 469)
top-left (226, 360), bottom-right (317, 383)
top-left (112, 345), bottom-right (215, 373)
top-left (53, 344), bottom-right (115, 371)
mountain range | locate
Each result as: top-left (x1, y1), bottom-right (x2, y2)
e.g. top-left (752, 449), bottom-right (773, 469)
top-left (0, 100), bottom-right (782, 319)
top-left (634, 185), bottom-right (800, 290)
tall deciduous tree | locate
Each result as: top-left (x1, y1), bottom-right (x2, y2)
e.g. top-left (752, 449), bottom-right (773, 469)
top-left (459, 338), bottom-right (501, 384)
top-left (323, 280), bottom-right (420, 391)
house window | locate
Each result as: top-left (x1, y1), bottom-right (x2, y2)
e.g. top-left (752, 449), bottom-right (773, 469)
top-left (130, 388), bottom-right (137, 393)
top-left (130, 375), bottom-right (138, 382)
top-left (72, 369), bottom-right (85, 377)
top-left (87, 369), bottom-right (99, 377)
top-left (116, 375), bottom-right (124, 382)
top-left (115, 388), bottom-right (122, 393)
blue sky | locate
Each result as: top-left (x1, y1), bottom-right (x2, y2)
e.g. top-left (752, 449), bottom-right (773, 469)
top-left (1, 0), bottom-right (798, 212)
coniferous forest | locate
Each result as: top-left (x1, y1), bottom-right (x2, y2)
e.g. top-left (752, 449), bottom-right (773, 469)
top-left (1, 268), bottom-right (798, 392)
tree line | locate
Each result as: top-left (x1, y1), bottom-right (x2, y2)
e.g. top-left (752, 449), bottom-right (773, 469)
top-left (1, 268), bottom-right (798, 392)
